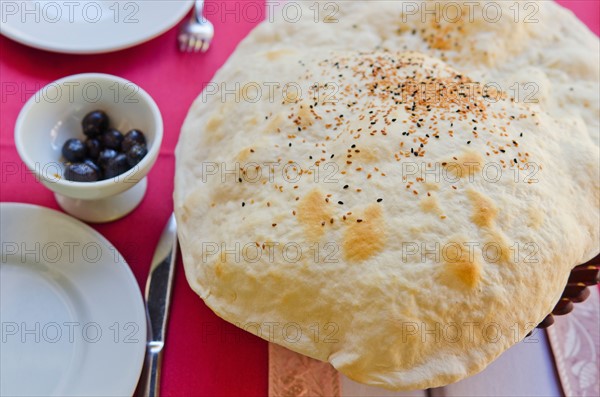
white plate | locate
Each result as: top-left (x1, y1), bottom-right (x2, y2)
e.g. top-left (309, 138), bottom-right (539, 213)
top-left (0, 0), bottom-right (193, 54)
top-left (0, 203), bottom-right (147, 396)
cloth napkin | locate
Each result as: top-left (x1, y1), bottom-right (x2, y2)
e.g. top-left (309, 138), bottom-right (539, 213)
top-left (268, 288), bottom-right (599, 397)
top-left (547, 287), bottom-right (600, 396)
top-left (269, 343), bottom-right (340, 396)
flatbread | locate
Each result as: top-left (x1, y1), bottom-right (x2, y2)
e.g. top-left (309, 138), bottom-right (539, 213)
top-left (174, 1), bottom-right (599, 390)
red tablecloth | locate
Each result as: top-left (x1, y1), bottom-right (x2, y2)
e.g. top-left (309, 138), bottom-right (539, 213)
top-left (1, 1), bottom-right (598, 396)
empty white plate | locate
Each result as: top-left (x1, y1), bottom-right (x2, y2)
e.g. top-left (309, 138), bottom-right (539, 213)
top-left (0, 0), bottom-right (193, 53)
top-left (0, 203), bottom-right (146, 396)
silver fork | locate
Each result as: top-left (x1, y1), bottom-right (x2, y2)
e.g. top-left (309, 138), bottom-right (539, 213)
top-left (178, 0), bottom-right (214, 53)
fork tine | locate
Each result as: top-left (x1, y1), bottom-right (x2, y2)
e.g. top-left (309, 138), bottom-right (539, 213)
top-left (178, 34), bottom-right (188, 52)
top-left (178, 33), bottom-right (185, 51)
top-left (177, 0), bottom-right (214, 53)
top-left (193, 39), bottom-right (203, 52)
top-left (187, 36), bottom-right (196, 52)
top-left (201, 39), bottom-right (210, 52)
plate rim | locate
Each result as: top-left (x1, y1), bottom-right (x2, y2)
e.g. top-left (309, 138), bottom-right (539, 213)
top-left (0, 202), bottom-right (147, 396)
top-left (0, 0), bottom-right (194, 54)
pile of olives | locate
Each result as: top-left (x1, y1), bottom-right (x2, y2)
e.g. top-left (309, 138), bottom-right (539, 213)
top-left (61, 110), bottom-right (148, 182)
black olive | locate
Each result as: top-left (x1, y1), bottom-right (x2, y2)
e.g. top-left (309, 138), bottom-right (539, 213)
top-left (64, 162), bottom-right (99, 182)
top-left (103, 153), bottom-right (130, 179)
top-left (122, 129), bottom-right (146, 152)
top-left (98, 149), bottom-right (118, 170)
top-left (61, 138), bottom-right (87, 162)
top-left (83, 159), bottom-right (101, 176)
top-left (100, 129), bottom-right (124, 150)
top-left (126, 144), bottom-right (148, 167)
top-left (85, 138), bottom-right (102, 160)
top-left (82, 110), bottom-right (109, 138)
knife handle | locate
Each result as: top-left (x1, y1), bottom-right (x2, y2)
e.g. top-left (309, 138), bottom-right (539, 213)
top-left (141, 342), bottom-right (164, 397)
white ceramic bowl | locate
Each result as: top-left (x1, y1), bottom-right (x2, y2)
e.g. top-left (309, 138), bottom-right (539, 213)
top-left (15, 73), bottom-right (163, 222)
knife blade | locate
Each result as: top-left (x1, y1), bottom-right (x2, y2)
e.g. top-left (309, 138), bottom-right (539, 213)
top-left (140, 213), bottom-right (178, 397)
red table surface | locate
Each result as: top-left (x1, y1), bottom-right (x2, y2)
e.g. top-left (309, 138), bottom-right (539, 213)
top-left (0, 1), bottom-right (598, 396)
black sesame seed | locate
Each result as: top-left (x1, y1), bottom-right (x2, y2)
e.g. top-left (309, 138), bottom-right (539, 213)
top-left (338, 201), bottom-right (344, 205)
top-left (343, 185), bottom-right (349, 189)
top-left (377, 198), bottom-right (383, 202)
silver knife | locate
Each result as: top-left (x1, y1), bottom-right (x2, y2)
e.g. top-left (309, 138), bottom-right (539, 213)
top-left (140, 213), bottom-right (178, 397)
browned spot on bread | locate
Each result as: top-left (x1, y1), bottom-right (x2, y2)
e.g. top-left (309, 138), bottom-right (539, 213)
top-left (423, 182), bottom-right (439, 191)
top-left (206, 115), bottom-right (223, 133)
top-left (213, 257), bottom-right (233, 281)
top-left (483, 229), bottom-right (513, 265)
top-left (343, 205), bottom-right (386, 262)
top-left (215, 259), bottom-right (224, 278)
top-left (212, 183), bottom-right (245, 203)
top-left (444, 151), bottom-right (483, 179)
top-left (183, 189), bottom-right (207, 214)
top-left (237, 86), bottom-right (259, 103)
top-left (296, 102), bottom-right (314, 127)
top-left (422, 6), bottom-right (480, 53)
top-left (439, 238), bottom-right (481, 288)
top-left (419, 195), bottom-right (440, 214)
top-left (264, 48), bottom-right (296, 61)
top-left (266, 113), bottom-right (283, 132)
top-left (466, 189), bottom-right (498, 228)
top-left (407, 226), bottom-right (423, 239)
top-left (297, 189), bottom-right (332, 241)
top-left (527, 207), bottom-right (544, 229)
top-left (352, 147), bottom-right (379, 164)
top-left (395, 24), bottom-right (410, 35)
top-left (236, 147), bottom-right (252, 162)
top-left (284, 88), bottom-right (299, 103)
